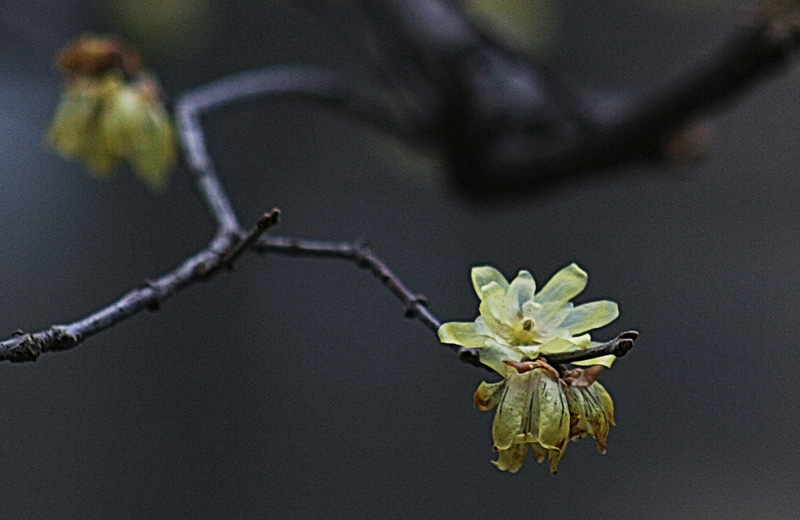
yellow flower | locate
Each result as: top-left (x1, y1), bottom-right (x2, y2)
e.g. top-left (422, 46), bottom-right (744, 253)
top-left (46, 36), bottom-right (175, 191)
top-left (438, 263), bottom-right (619, 374)
top-left (474, 360), bottom-right (570, 474)
top-left (441, 264), bottom-right (623, 473)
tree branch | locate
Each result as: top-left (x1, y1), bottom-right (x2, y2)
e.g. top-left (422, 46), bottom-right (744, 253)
top-left (545, 331), bottom-right (639, 365)
top-left (340, 0), bottom-right (800, 196)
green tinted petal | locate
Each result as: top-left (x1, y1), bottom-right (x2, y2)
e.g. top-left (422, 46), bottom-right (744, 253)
top-left (547, 445), bottom-right (567, 475)
top-left (534, 303), bottom-right (572, 334)
top-left (516, 345), bottom-right (541, 359)
top-left (535, 263), bottom-right (587, 304)
top-left (492, 443), bottom-right (529, 473)
top-left (474, 379), bottom-right (506, 411)
top-left (479, 340), bottom-right (523, 376)
top-left (584, 385), bottom-right (611, 453)
top-left (471, 266), bottom-right (509, 300)
top-left (504, 270), bottom-right (536, 321)
top-left (536, 372), bottom-right (570, 452)
top-left (492, 372), bottom-right (532, 450)
top-left (559, 300), bottom-right (619, 335)
top-left (530, 441), bottom-right (548, 463)
top-left (539, 337), bottom-right (582, 355)
top-left (566, 385), bottom-right (590, 441)
top-left (592, 382), bottom-right (615, 426)
top-left (479, 288), bottom-right (513, 339)
top-left (438, 321), bottom-right (488, 348)
top-left (571, 354), bottom-right (616, 368)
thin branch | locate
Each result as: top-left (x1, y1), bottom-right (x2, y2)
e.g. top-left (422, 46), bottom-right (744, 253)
top-left (0, 220), bottom-right (273, 362)
top-left (253, 235), bottom-right (439, 330)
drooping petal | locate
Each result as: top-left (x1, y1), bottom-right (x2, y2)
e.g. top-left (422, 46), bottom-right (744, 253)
top-left (546, 445), bottom-right (567, 475)
top-left (492, 443), bottom-right (529, 473)
top-left (566, 384), bottom-right (612, 454)
top-left (471, 266), bottom-right (509, 300)
top-left (503, 270), bottom-right (536, 322)
top-left (437, 321), bottom-right (488, 348)
top-left (535, 263), bottom-right (588, 305)
top-left (558, 300), bottom-right (619, 335)
top-left (535, 371), bottom-right (570, 453)
top-left (491, 372), bottom-right (532, 451)
top-left (592, 382), bottom-right (615, 426)
top-left (473, 379), bottom-right (506, 411)
top-left (584, 386), bottom-right (611, 453)
top-left (566, 385), bottom-right (590, 441)
top-left (530, 441), bottom-right (548, 463)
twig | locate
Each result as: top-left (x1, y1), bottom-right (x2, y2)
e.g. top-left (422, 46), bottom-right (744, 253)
top-left (0, 216), bottom-right (278, 363)
top-left (254, 235), bottom-right (442, 330)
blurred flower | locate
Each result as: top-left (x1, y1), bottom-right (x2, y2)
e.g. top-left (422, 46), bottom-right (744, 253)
top-left (440, 264), bottom-right (623, 473)
top-left (47, 35), bottom-right (175, 191)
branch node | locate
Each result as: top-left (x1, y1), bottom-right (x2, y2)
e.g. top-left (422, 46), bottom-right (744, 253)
top-left (7, 333), bottom-right (40, 363)
top-left (353, 239), bottom-right (373, 268)
top-left (404, 294), bottom-right (429, 318)
top-left (457, 346), bottom-right (488, 370)
top-left (218, 208), bottom-right (282, 271)
top-left (50, 326), bottom-right (79, 351)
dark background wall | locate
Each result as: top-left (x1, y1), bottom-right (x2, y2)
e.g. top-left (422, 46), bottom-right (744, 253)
top-left (1, 2), bottom-right (798, 518)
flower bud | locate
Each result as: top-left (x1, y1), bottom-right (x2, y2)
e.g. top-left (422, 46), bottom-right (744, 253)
top-left (47, 36), bottom-right (175, 190)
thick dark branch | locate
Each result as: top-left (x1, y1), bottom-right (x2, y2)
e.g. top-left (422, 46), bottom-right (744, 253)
top-left (545, 331), bottom-right (639, 365)
top-left (457, 2), bottom-right (800, 194)
top-left (348, 0), bottom-right (800, 196)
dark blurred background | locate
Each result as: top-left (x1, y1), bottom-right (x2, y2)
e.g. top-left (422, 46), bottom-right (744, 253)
top-left (2, 1), bottom-right (798, 518)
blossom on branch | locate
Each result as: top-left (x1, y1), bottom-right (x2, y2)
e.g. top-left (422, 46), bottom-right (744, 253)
top-left (439, 264), bottom-right (625, 473)
top-left (47, 35), bottom-right (176, 191)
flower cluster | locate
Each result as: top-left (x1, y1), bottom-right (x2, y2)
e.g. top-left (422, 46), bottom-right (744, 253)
top-left (439, 264), bottom-right (622, 473)
top-left (47, 35), bottom-right (176, 190)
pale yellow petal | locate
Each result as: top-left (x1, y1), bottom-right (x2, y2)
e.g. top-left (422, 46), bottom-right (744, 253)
top-left (559, 300), bottom-right (619, 335)
top-left (535, 263), bottom-right (587, 304)
top-left (479, 286), bottom-right (513, 339)
top-left (516, 345), bottom-right (541, 359)
top-left (503, 270), bottom-right (536, 321)
top-left (539, 337), bottom-right (582, 355)
top-left (471, 266), bottom-right (509, 300)
top-left (437, 321), bottom-right (488, 348)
